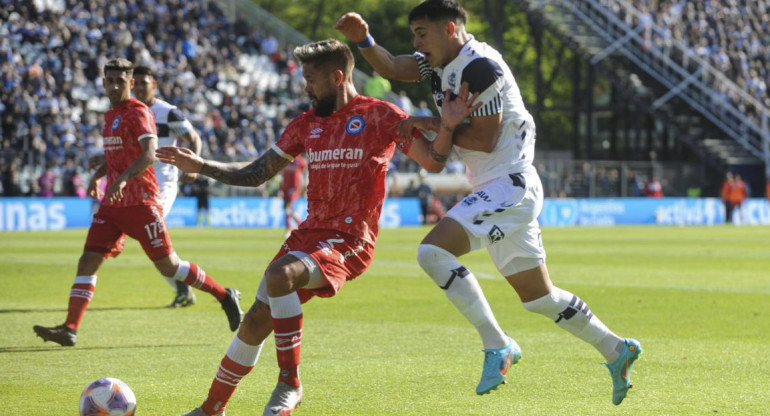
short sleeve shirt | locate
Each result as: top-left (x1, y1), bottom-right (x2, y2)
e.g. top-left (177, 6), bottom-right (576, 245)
top-left (101, 98), bottom-right (160, 207)
top-left (273, 95), bottom-right (412, 244)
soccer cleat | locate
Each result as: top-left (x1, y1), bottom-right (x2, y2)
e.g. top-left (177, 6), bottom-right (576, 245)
top-left (476, 337), bottom-right (522, 395)
top-left (220, 288), bottom-right (243, 331)
top-left (178, 407), bottom-right (224, 416)
top-left (167, 290), bottom-right (197, 308)
top-left (262, 382), bottom-right (302, 416)
top-left (604, 338), bottom-right (643, 405)
top-left (33, 324), bottom-right (77, 347)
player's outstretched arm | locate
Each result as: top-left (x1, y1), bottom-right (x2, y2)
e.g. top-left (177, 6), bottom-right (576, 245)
top-left (335, 12), bottom-right (421, 82)
top-left (178, 129), bottom-right (203, 184)
top-left (156, 146), bottom-right (290, 187)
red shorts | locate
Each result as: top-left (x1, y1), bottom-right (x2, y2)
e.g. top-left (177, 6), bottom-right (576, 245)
top-left (271, 228), bottom-right (375, 303)
top-left (84, 205), bottom-right (173, 261)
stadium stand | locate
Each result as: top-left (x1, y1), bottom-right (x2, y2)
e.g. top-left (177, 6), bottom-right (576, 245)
top-left (0, 0), bottom-right (310, 197)
top-left (622, 0), bottom-right (769, 108)
top-left (2, 0), bottom-right (767, 201)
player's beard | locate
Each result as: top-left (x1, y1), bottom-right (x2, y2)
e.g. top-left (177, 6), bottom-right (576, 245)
top-left (311, 92), bottom-right (336, 117)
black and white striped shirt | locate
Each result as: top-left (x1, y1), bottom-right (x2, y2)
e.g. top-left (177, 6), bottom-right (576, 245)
top-left (414, 36), bottom-right (535, 186)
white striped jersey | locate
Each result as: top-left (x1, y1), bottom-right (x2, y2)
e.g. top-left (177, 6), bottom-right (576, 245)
top-left (414, 35), bottom-right (535, 187)
top-left (150, 98), bottom-right (194, 186)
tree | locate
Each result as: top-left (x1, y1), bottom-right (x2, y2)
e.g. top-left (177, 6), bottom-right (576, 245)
top-left (252, 0), bottom-right (578, 149)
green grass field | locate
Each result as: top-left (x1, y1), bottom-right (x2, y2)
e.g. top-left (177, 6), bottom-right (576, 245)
top-left (1, 225), bottom-right (769, 415)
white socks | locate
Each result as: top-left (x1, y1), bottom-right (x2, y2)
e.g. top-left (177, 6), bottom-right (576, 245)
top-left (523, 287), bottom-right (623, 362)
top-left (417, 244), bottom-right (508, 349)
top-left (268, 292), bottom-right (303, 319)
top-left (226, 335), bottom-right (263, 367)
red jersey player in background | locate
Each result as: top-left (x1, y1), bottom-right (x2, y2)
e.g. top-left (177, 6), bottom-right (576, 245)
top-left (159, 39), bottom-right (479, 416)
top-left (280, 154), bottom-right (306, 237)
top-left (33, 58), bottom-right (243, 348)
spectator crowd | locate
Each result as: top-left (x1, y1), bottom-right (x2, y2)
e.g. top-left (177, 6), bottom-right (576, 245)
top-left (616, 0), bottom-right (770, 121)
top-left (2, 0), bottom-right (769, 202)
top-left (0, 0), bottom-right (309, 197)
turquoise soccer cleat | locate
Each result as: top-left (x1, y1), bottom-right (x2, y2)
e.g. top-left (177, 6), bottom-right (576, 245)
top-left (476, 337), bottom-right (522, 395)
top-left (604, 338), bottom-right (643, 405)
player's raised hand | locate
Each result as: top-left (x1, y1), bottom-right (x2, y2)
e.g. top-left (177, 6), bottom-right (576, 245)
top-left (156, 146), bottom-right (204, 174)
top-left (441, 82), bottom-right (482, 130)
top-left (334, 12), bottom-right (370, 43)
top-left (398, 116), bottom-right (440, 140)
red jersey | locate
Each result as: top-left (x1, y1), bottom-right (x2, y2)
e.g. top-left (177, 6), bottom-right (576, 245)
top-left (274, 95), bottom-right (413, 244)
top-left (281, 155), bottom-right (307, 190)
top-left (101, 98), bottom-right (160, 207)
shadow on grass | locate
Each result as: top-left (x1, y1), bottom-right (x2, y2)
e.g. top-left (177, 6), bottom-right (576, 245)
top-left (0, 343), bottom-right (211, 354)
top-left (0, 306), bottom-right (168, 314)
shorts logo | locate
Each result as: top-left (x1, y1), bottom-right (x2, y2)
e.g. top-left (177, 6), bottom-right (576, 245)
top-left (476, 191), bottom-right (491, 202)
top-left (151, 238), bottom-right (164, 248)
top-left (111, 116), bottom-right (121, 131)
top-left (317, 238), bottom-right (346, 262)
top-left (488, 225), bottom-right (505, 243)
top-left (345, 116), bottom-right (365, 135)
top-left (344, 244), bottom-right (364, 258)
top-left (462, 195), bottom-right (478, 207)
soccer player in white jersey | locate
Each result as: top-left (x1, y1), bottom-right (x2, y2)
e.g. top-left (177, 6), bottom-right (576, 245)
top-left (336, 0), bottom-right (642, 405)
top-left (133, 65), bottom-right (203, 308)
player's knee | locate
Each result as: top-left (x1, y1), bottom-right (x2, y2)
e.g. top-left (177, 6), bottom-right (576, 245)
top-left (77, 252), bottom-right (104, 275)
top-left (417, 244), bottom-right (447, 272)
top-left (155, 258), bottom-right (179, 277)
top-left (417, 244), bottom-right (460, 286)
top-left (264, 263), bottom-right (293, 297)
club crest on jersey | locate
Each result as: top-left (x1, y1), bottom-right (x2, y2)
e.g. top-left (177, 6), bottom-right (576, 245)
top-left (111, 116), bottom-right (121, 131)
top-left (448, 72), bottom-right (457, 89)
top-left (345, 116), bottom-right (365, 135)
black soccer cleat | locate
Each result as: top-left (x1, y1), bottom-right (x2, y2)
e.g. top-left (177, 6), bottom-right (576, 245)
top-left (220, 288), bottom-right (243, 331)
top-left (33, 324), bottom-right (77, 347)
top-left (167, 290), bottom-right (197, 308)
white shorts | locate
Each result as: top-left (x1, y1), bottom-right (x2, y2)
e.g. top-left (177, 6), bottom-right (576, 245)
top-left (445, 165), bottom-right (546, 274)
top-left (158, 180), bottom-right (178, 218)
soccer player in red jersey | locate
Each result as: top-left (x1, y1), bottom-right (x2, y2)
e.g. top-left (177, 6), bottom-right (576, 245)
top-left (32, 58), bottom-right (243, 348)
top-left (280, 154), bottom-right (306, 237)
top-left (160, 39), bottom-right (479, 416)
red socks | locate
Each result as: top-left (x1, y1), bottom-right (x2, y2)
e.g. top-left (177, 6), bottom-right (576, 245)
top-left (182, 262), bottom-right (226, 301)
top-left (201, 356), bottom-right (255, 415)
top-left (64, 275), bottom-right (97, 330)
top-left (272, 314), bottom-right (303, 387)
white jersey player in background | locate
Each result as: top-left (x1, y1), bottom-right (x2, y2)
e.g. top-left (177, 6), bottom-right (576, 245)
top-left (336, 0), bottom-right (642, 405)
top-left (133, 65), bottom-right (203, 308)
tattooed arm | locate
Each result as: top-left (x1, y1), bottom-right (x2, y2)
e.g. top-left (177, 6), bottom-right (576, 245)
top-left (156, 146), bottom-right (291, 187)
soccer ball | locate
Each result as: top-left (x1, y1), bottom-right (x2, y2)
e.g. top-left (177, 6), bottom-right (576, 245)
top-left (79, 377), bottom-right (137, 416)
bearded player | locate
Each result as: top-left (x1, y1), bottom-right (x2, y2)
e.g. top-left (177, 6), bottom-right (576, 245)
top-left (159, 39), bottom-right (480, 416)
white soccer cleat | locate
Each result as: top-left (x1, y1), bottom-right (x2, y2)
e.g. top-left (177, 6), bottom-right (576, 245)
top-left (262, 381), bottom-right (302, 416)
